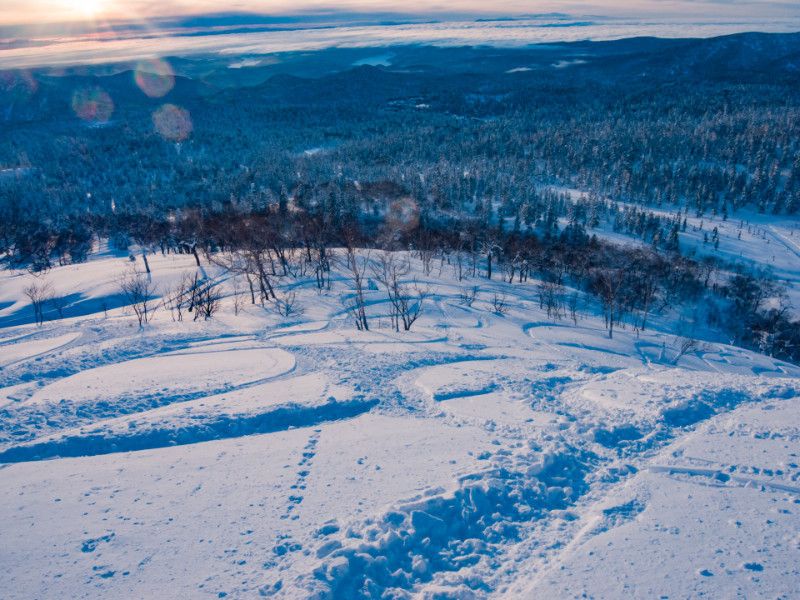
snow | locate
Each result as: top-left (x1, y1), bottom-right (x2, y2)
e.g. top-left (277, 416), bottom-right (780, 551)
top-left (28, 347), bottom-right (295, 407)
top-left (0, 332), bottom-right (81, 368)
top-left (0, 251), bottom-right (798, 598)
top-left (0, 414), bottom-right (493, 599)
top-left (512, 399), bottom-right (800, 599)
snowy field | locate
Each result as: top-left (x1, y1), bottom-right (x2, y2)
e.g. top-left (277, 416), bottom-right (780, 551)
top-left (0, 251), bottom-right (799, 599)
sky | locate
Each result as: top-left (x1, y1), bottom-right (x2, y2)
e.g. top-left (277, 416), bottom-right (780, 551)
top-left (3, 0), bottom-right (800, 28)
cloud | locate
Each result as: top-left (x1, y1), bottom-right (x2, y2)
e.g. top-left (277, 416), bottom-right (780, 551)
top-left (2, 13), bottom-right (799, 70)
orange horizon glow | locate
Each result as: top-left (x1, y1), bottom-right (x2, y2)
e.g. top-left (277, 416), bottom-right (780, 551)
top-left (3, 1), bottom-right (800, 29)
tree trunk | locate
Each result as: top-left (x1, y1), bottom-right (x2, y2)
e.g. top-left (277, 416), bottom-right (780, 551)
top-left (246, 274), bottom-right (256, 304)
top-left (141, 249), bottom-right (151, 274)
top-left (192, 244), bottom-right (201, 267)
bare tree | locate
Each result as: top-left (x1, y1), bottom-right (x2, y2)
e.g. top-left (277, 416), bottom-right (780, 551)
top-left (24, 279), bottom-right (53, 326)
top-left (459, 285), bottom-right (479, 307)
top-left (208, 244), bottom-right (276, 307)
top-left (49, 292), bottom-right (69, 319)
top-left (184, 271), bottom-right (201, 315)
top-left (415, 230), bottom-right (436, 276)
top-left (208, 251), bottom-right (252, 305)
top-left (163, 272), bottom-right (192, 322)
top-left (341, 247), bottom-right (370, 331)
top-left (568, 292), bottom-right (581, 325)
top-left (297, 214), bottom-right (334, 292)
top-left (194, 282), bottom-right (222, 321)
top-left (373, 252), bottom-right (408, 331)
top-left (373, 252), bottom-right (428, 332)
top-left (491, 292), bottom-right (509, 315)
top-left (628, 253), bottom-right (663, 331)
top-left (272, 291), bottom-right (303, 318)
top-left (452, 245), bottom-right (466, 281)
top-left (398, 283), bottom-right (428, 331)
top-left (668, 336), bottom-right (706, 365)
top-left (120, 269), bottom-right (158, 327)
top-left (638, 271), bottom-right (660, 331)
top-left (248, 248), bottom-right (278, 304)
top-left (481, 240), bottom-right (501, 280)
top-left (501, 251), bottom-right (522, 284)
top-left (231, 277), bottom-right (246, 316)
top-left (538, 281), bottom-right (565, 320)
top-left (591, 268), bottom-right (626, 339)
top-left (313, 247), bottom-right (333, 292)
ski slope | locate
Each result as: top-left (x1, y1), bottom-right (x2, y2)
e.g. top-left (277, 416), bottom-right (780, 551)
top-left (0, 251), bottom-right (798, 599)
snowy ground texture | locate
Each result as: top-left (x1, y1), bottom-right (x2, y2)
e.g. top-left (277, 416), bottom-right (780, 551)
top-left (1, 251), bottom-right (799, 599)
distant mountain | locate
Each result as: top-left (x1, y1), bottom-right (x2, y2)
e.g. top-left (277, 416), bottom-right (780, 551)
top-left (578, 32), bottom-right (800, 82)
top-left (2, 31), bottom-right (799, 125)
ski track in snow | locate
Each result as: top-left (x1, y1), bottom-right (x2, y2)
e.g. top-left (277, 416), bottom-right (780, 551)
top-left (0, 252), bottom-right (798, 599)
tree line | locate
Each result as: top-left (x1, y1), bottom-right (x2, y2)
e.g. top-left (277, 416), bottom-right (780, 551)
top-left (15, 201), bottom-right (798, 364)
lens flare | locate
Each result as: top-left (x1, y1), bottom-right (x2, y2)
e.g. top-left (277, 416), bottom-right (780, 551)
top-left (0, 70), bottom-right (38, 102)
top-left (387, 197), bottom-right (420, 233)
top-left (152, 104), bottom-right (193, 142)
top-left (71, 87), bottom-right (113, 123)
top-left (135, 59), bottom-right (175, 98)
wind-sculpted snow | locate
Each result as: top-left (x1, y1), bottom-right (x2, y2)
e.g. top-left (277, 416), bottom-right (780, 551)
top-left (0, 253), bottom-right (799, 598)
top-left (0, 396), bottom-right (377, 463)
top-left (0, 345), bottom-right (295, 448)
top-left (0, 374), bottom-right (370, 462)
top-left (0, 332), bottom-right (81, 368)
top-left (27, 347), bottom-right (295, 407)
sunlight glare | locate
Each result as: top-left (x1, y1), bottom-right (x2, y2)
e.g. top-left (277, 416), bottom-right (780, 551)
top-left (62, 0), bottom-right (106, 19)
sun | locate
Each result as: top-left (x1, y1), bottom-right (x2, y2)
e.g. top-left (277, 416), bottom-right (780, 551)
top-left (78, 0), bottom-right (104, 18)
top-left (61, 0), bottom-right (106, 19)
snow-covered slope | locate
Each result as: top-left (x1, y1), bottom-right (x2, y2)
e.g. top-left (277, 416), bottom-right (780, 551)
top-left (0, 252), bottom-right (798, 599)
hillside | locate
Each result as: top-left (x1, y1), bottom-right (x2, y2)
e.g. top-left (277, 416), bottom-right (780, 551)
top-left (0, 250), bottom-right (798, 598)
